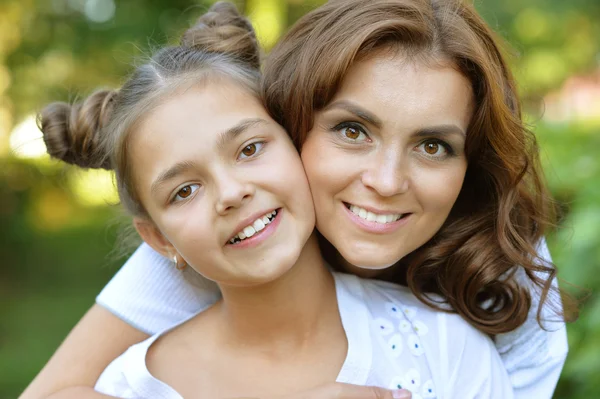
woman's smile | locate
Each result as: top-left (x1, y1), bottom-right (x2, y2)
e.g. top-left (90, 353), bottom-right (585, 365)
top-left (342, 202), bottom-right (412, 234)
top-left (301, 51), bottom-right (472, 269)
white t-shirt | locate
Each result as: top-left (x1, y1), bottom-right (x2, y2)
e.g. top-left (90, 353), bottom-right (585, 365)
top-left (95, 272), bottom-right (513, 399)
top-left (97, 241), bottom-right (567, 399)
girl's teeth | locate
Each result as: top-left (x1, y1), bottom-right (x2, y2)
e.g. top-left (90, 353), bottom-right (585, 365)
top-left (253, 218), bottom-right (265, 231)
top-left (230, 210), bottom-right (279, 244)
top-left (243, 226), bottom-right (256, 238)
top-left (376, 214), bottom-right (387, 223)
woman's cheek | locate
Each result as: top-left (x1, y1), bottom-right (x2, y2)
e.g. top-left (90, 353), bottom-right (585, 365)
top-left (303, 139), bottom-right (347, 188)
top-left (413, 163), bottom-right (466, 212)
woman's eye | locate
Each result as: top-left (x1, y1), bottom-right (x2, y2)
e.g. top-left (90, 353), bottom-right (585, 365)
top-left (238, 142), bottom-right (264, 159)
top-left (173, 184), bottom-right (200, 202)
top-left (417, 140), bottom-right (450, 157)
top-left (339, 125), bottom-right (369, 142)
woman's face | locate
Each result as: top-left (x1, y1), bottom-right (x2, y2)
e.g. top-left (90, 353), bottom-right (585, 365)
top-left (301, 52), bottom-right (474, 269)
top-left (131, 80), bottom-right (315, 287)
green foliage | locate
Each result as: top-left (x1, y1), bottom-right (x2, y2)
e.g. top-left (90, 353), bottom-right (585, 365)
top-left (539, 122), bottom-right (600, 398)
top-left (0, 0), bottom-right (598, 398)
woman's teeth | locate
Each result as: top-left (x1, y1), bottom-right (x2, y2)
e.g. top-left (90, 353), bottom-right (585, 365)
top-left (229, 210), bottom-right (278, 244)
top-left (349, 205), bottom-right (402, 224)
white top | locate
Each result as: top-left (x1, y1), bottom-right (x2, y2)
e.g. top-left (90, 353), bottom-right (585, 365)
top-left (95, 273), bottom-right (513, 399)
top-left (97, 240), bottom-right (567, 399)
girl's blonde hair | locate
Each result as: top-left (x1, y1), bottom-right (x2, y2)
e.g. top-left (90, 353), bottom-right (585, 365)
top-left (39, 2), bottom-right (261, 218)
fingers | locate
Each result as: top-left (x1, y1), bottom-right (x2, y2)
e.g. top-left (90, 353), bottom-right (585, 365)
top-left (331, 383), bottom-right (411, 399)
top-left (391, 389), bottom-right (411, 399)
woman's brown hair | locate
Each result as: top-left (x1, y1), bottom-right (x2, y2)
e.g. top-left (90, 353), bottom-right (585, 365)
top-left (263, 0), bottom-right (576, 334)
top-left (39, 1), bottom-right (261, 218)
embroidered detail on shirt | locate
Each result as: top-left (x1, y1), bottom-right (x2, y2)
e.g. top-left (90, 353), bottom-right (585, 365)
top-left (386, 302), bottom-right (403, 319)
top-left (374, 317), bottom-right (395, 336)
top-left (402, 305), bottom-right (418, 320)
top-left (408, 334), bottom-right (425, 356)
top-left (386, 334), bottom-right (404, 357)
top-left (389, 376), bottom-right (404, 390)
top-left (399, 319), bottom-right (412, 333)
top-left (421, 380), bottom-right (436, 398)
top-left (402, 368), bottom-right (422, 390)
top-left (412, 320), bottom-right (429, 336)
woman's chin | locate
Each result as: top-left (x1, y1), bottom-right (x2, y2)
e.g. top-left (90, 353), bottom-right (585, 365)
top-left (336, 248), bottom-right (403, 275)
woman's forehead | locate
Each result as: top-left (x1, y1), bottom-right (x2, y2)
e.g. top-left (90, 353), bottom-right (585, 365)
top-left (327, 53), bottom-right (474, 131)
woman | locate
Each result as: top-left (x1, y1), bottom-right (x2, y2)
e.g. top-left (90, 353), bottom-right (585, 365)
top-left (22, 0), bottom-right (572, 398)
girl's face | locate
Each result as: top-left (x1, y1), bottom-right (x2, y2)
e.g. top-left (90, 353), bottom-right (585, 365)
top-left (301, 52), bottom-right (474, 269)
top-left (131, 80), bottom-right (315, 287)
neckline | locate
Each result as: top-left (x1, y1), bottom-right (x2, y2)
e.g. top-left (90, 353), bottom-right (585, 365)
top-left (124, 272), bottom-right (372, 397)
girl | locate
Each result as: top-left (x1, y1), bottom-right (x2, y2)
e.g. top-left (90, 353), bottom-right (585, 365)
top-left (24, 0), bottom-right (573, 398)
top-left (37, 2), bottom-right (510, 399)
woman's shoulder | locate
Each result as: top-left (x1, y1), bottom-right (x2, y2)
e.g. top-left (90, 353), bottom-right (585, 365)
top-left (335, 272), bottom-right (449, 322)
top-left (333, 273), bottom-right (511, 396)
top-left (334, 273), bottom-right (496, 355)
top-left (335, 273), bottom-right (507, 368)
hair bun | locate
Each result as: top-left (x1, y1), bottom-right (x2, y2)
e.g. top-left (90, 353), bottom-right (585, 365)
top-left (38, 89), bottom-right (116, 170)
top-left (181, 1), bottom-right (260, 69)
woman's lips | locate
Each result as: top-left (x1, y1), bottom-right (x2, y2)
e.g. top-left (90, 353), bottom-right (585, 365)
top-left (343, 202), bottom-right (411, 234)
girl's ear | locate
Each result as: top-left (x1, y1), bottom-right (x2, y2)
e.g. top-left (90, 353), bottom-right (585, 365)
top-left (133, 217), bottom-right (175, 259)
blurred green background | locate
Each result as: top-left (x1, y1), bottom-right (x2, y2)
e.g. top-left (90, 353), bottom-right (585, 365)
top-left (0, 0), bottom-right (598, 397)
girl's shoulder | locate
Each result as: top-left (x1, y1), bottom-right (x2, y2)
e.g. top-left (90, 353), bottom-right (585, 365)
top-left (95, 331), bottom-right (184, 399)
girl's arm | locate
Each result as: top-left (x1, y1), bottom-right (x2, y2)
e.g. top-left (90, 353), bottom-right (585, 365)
top-left (21, 244), bottom-right (220, 399)
top-left (495, 238), bottom-right (569, 399)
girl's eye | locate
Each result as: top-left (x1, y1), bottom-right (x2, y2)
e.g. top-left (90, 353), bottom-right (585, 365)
top-left (173, 184), bottom-right (200, 202)
top-left (238, 142), bottom-right (264, 159)
top-left (416, 139), bottom-right (452, 158)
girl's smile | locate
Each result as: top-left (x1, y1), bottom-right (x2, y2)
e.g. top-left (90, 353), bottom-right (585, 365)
top-left (226, 208), bottom-right (282, 249)
top-left (131, 80), bottom-right (316, 286)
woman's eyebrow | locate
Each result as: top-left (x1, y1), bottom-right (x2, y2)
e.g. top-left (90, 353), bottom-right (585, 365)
top-left (325, 100), bottom-right (466, 138)
top-left (324, 100), bottom-right (382, 128)
top-left (414, 125), bottom-right (466, 138)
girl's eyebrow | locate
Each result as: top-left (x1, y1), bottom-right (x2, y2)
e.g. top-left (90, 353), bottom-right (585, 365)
top-left (151, 160), bottom-right (197, 196)
top-left (216, 117), bottom-right (268, 151)
top-left (150, 118), bottom-right (269, 196)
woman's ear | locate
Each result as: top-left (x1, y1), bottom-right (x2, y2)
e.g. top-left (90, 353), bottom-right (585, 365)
top-left (133, 217), bottom-right (175, 258)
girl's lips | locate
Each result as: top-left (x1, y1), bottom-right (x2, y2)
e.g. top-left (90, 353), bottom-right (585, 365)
top-left (226, 208), bottom-right (283, 249)
top-left (342, 202), bottom-right (411, 234)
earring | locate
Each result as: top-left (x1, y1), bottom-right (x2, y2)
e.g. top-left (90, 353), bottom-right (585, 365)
top-left (172, 254), bottom-right (188, 271)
